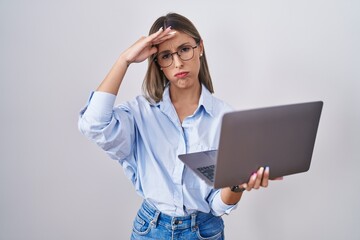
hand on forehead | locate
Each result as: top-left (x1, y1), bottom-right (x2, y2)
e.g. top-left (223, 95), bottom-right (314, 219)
top-left (157, 31), bottom-right (197, 52)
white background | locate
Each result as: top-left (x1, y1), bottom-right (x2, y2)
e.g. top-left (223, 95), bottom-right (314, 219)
top-left (1, 0), bottom-right (359, 239)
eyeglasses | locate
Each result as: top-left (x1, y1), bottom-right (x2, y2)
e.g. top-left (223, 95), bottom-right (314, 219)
top-left (155, 44), bottom-right (198, 68)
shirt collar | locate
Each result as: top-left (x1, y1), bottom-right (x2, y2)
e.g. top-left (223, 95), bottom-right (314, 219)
top-left (198, 84), bottom-right (214, 117)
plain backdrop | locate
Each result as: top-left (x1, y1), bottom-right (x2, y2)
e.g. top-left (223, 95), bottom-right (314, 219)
top-left (1, 0), bottom-right (359, 239)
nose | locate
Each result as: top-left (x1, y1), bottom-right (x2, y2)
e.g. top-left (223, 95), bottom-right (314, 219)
top-left (172, 53), bottom-right (183, 68)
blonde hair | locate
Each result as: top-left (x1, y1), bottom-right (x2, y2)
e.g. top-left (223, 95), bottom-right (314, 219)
top-left (142, 13), bottom-right (214, 103)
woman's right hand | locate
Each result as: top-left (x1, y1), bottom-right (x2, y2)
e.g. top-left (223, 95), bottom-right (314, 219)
top-left (121, 27), bottom-right (176, 66)
top-left (97, 27), bottom-right (175, 95)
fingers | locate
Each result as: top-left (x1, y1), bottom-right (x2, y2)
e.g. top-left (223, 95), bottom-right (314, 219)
top-left (253, 167), bottom-right (265, 189)
top-left (151, 27), bottom-right (176, 45)
top-left (262, 166), bottom-right (270, 187)
top-left (241, 166), bottom-right (283, 193)
top-left (145, 27), bottom-right (176, 45)
top-left (245, 166), bottom-right (271, 191)
top-left (246, 172), bottom-right (258, 191)
top-left (147, 27), bottom-right (167, 42)
top-left (133, 27), bottom-right (172, 51)
top-left (123, 27), bottom-right (176, 64)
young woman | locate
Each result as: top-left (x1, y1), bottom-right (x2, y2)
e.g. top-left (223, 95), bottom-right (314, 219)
top-left (79, 13), bottom-right (279, 240)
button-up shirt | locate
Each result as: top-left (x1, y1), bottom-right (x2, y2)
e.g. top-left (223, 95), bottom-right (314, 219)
top-left (78, 84), bottom-right (237, 216)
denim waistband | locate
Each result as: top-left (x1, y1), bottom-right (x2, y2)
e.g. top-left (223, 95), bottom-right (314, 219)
top-left (140, 200), bottom-right (217, 231)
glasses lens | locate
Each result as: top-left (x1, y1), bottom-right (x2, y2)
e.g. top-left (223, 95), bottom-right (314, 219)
top-left (157, 45), bottom-right (197, 68)
top-left (179, 45), bottom-right (195, 61)
top-left (157, 52), bottom-right (172, 68)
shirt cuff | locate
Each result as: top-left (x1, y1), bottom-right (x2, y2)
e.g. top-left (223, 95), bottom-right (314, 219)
top-left (210, 190), bottom-right (238, 216)
top-left (79, 91), bottom-right (117, 122)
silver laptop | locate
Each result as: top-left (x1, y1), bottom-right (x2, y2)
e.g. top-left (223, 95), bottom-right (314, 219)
top-left (178, 101), bottom-right (323, 189)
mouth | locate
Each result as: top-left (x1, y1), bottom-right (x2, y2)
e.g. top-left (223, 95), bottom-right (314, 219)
top-left (174, 71), bottom-right (189, 78)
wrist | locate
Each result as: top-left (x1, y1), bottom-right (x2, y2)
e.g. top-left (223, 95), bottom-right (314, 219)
top-left (221, 187), bottom-right (243, 205)
top-left (229, 185), bottom-right (246, 193)
top-left (118, 54), bottom-right (131, 68)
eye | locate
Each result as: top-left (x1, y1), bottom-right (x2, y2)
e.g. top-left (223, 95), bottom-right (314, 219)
top-left (160, 52), bottom-right (171, 60)
top-left (180, 46), bottom-right (191, 53)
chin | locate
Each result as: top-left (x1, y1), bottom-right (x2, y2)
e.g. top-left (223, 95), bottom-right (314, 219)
top-left (178, 78), bottom-right (197, 86)
top-left (176, 80), bottom-right (193, 89)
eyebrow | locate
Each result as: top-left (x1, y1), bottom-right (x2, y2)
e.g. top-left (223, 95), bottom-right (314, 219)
top-left (158, 42), bottom-right (193, 54)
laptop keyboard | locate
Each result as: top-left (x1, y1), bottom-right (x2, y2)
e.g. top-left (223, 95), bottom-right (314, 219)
top-left (197, 165), bottom-right (215, 182)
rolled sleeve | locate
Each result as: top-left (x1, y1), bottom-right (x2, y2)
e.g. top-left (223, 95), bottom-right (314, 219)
top-left (78, 92), bottom-right (138, 186)
top-left (78, 91), bottom-right (117, 129)
top-left (78, 91), bottom-right (135, 161)
top-left (208, 189), bottom-right (238, 216)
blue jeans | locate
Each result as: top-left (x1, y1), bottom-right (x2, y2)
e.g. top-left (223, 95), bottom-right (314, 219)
top-left (131, 201), bottom-right (225, 240)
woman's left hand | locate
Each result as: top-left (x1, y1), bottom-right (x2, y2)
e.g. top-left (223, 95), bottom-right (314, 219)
top-left (240, 166), bottom-right (283, 191)
top-left (221, 166), bottom-right (283, 205)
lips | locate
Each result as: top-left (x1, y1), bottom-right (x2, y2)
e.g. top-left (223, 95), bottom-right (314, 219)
top-left (174, 71), bottom-right (189, 78)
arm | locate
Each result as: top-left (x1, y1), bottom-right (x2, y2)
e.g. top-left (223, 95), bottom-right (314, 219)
top-left (78, 27), bottom-right (177, 174)
top-left (207, 167), bottom-right (270, 216)
top-left (96, 27), bottom-right (175, 95)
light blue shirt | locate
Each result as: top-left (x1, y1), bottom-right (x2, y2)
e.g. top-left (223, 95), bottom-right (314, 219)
top-left (78, 84), bottom-right (237, 216)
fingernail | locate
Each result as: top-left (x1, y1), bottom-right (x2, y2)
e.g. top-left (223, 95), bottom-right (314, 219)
top-left (158, 27), bottom-right (163, 31)
top-left (168, 31), bottom-right (176, 35)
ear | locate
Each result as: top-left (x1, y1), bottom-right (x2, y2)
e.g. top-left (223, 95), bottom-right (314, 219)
top-left (198, 39), bottom-right (204, 56)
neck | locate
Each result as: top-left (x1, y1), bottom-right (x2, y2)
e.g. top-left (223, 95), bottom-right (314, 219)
top-left (169, 82), bottom-right (202, 123)
top-left (169, 82), bottom-right (202, 105)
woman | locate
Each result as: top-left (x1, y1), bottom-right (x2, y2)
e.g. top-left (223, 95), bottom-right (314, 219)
top-left (79, 13), bottom-right (278, 239)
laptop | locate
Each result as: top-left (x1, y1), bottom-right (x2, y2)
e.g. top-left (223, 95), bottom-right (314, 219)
top-left (178, 101), bottom-right (323, 189)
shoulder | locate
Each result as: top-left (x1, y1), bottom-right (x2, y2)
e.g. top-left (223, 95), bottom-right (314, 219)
top-left (116, 95), bottom-right (154, 113)
top-left (201, 84), bottom-right (233, 117)
top-left (210, 94), bottom-right (234, 116)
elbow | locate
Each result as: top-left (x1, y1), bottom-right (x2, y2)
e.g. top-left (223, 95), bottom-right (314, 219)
top-left (77, 115), bottom-right (109, 140)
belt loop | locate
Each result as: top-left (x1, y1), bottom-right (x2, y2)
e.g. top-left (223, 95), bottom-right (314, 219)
top-left (150, 210), bottom-right (160, 227)
top-left (191, 213), bottom-right (197, 232)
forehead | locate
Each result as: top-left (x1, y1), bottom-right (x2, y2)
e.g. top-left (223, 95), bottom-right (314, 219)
top-left (157, 31), bottom-right (196, 52)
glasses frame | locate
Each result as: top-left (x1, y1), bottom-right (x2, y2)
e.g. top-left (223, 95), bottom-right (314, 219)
top-left (155, 44), bottom-right (199, 68)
